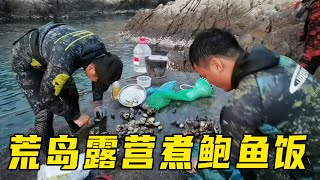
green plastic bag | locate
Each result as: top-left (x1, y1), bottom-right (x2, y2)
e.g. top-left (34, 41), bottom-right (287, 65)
top-left (146, 78), bottom-right (214, 110)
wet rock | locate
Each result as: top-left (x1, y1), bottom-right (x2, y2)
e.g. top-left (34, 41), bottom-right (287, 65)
top-left (172, 109), bottom-right (176, 114)
top-left (111, 114), bottom-right (115, 119)
top-left (158, 126), bottom-right (163, 131)
top-left (143, 113), bottom-right (148, 118)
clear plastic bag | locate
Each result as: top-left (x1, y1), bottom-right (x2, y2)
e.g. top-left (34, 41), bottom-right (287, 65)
top-left (37, 153), bottom-right (90, 180)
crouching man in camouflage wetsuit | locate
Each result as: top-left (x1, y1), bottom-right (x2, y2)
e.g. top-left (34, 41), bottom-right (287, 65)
top-left (11, 22), bottom-right (123, 154)
top-left (188, 29), bottom-right (320, 179)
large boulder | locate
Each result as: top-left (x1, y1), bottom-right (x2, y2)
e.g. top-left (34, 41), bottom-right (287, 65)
top-left (124, 0), bottom-right (304, 61)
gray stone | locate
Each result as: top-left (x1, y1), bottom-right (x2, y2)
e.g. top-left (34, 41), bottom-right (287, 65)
top-left (123, 0), bottom-right (303, 62)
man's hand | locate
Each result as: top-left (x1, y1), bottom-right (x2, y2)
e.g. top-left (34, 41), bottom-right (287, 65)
top-left (74, 113), bottom-right (92, 127)
top-left (92, 100), bottom-right (106, 118)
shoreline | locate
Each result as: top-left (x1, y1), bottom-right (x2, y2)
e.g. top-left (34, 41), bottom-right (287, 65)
top-left (0, 0), bottom-right (172, 22)
top-left (0, 10), bottom-right (137, 23)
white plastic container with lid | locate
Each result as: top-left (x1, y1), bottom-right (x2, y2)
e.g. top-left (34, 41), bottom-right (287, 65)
top-left (136, 75), bottom-right (152, 88)
top-left (133, 37), bottom-right (152, 73)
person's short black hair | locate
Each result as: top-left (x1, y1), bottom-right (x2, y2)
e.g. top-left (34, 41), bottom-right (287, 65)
top-left (189, 28), bottom-right (244, 67)
top-left (93, 53), bottom-right (123, 85)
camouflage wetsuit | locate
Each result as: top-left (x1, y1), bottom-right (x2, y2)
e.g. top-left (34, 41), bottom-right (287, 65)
top-left (299, 0), bottom-right (320, 74)
top-left (12, 22), bottom-right (111, 154)
top-left (221, 46), bottom-right (320, 179)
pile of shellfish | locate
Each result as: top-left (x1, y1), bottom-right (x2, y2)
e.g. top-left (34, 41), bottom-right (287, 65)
top-left (116, 104), bottom-right (162, 139)
top-left (171, 116), bottom-right (220, 138)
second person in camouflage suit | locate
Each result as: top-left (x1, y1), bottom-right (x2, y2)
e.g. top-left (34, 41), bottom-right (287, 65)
top-left (188, 29), bottom-right (320, 180)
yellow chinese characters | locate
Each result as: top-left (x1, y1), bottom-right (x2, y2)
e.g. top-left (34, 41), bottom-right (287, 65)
top-left (275, 135), bottom-right (307, 170)
top-left (160, 135), bottom-right (194, 170)
top-left (198, 135), bottom-right (231, 169)
top-left (8, 134), bottom-right (42, 170)
top-left (122, 135), bottom-right (156, 169)
top-left (47, 135), bottom-right (79, 170)
top-left (84, 135), bottom-right (118, 169)
top-left (236, 135), bottom-right (269, 169)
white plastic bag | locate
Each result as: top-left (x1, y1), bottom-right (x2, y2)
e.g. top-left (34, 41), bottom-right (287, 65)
top-left (37, 153), bottom-right (90, 180)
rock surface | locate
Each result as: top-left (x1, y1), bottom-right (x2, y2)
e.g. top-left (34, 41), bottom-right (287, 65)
top-left (0, 0), bottom-right (172, 20)
top-left (123, 0), bottom-right (306, 67)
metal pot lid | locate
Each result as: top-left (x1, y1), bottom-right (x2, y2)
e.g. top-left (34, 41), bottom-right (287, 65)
top-left (118, 84), bottom-right (147, 107)
top-left (147, 55), bottom-right (168, 61)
